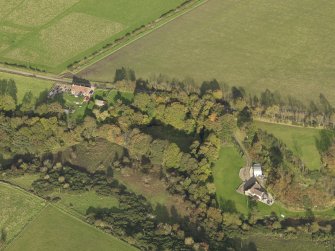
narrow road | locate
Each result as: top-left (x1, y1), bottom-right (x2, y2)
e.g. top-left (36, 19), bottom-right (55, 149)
top-left (0, 66), bottom-right (72, 84)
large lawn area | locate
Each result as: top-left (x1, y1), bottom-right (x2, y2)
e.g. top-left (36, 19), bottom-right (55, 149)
top-left (5, 205), bottom-right (137, 251)
top-left (255, 121), bottom-right (322, 170)
top-left (213, 146), bottom-right (248, 214)
top-left (0, 72), bottom-right (52, 103)
top-left (80, 0), bottom-right (335, 105)
top-left (0, 182), bottom-right (45, 243)
top-left (53, 191), bottom-right (119, 216)
top-left (0, 0), bottom-right (185, 72)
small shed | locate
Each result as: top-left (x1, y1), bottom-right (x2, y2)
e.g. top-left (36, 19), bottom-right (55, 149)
top-left (252, 163), bottom-right (262, 177)
top-left (95, 99), bottom-right (106, 107)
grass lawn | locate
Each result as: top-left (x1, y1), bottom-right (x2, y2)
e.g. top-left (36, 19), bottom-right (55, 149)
top-left (61, 93), bottom-right (89, 121)
top-left (53, 191), bottom-right (119, 215)
top-left (0, 72), bottom-right (52, 103)
top-left (0, 182), bottom-right (45, 243)
top-left (5, 206), bottom-right (137, 251)
top-left (255, 121), bottom-right (322, 170)
top-left (0, 0), bottom-right (185, 72)
top-left (213, 146), bottom-right (249, 215)
top-left (79, 0), bottom-right (335, 105)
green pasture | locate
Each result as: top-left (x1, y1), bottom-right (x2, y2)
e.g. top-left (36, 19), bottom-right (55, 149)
top-left (80, 0), bottom-right (335, 105)
top-left (0, 0), bottom-right (184, 72)
top-left (0, 72), bottom-right (52, 103)
top-left (255, 121), bottom-right (322, 170)
top-left (0, 182), bottom-right (45, 243)
top-left (6, 206), bottom-right (137, 251)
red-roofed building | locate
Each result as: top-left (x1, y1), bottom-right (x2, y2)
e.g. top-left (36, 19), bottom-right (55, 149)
top-left (71, 84), bottom-right (95, 101)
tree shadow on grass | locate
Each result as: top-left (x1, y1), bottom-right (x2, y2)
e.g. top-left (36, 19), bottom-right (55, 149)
top-left (219, 197), bottom-right (238, 213)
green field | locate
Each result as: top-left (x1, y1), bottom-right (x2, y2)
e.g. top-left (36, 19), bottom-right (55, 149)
top-left (0, 182), bottom-right (45, 243)
top-left (0, 72), bottom-right (52, 103)
top-left (0, 0), bottom-right (185, 72)
top-left (255, 121), bottom-right (322, 170)
top-left (213, 146), bottom-right (248, 214)
top-left (54, 191), bottom-right (119, 215)
top-left (6, 206), bottom-right (137, 251)
top-left (79, 0), bottom-right (335, 105)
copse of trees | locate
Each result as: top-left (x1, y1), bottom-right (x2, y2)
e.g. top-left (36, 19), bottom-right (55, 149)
top-left (315, 129), bottom-right (335, 154)
top-left (0, 79), bottom-right (17, 111)
top-left (237, 106), bottom-right (252, 127)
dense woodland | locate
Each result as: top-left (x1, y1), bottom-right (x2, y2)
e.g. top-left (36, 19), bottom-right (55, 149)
top-left (0, 72), bottom-right (334, 250)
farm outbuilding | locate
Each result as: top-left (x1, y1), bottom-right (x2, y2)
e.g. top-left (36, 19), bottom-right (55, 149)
top-left (95, 99), bottom-right (106, 107)
top-left (252, 163), bottom-right (262, 177)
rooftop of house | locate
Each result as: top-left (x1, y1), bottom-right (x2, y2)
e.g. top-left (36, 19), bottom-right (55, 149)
top-left (244, 177), bottom-right (257, 190)
top-left (71, 84), bottom-right (94, 96)
top-left (248, 186), bottom-right (264, 198)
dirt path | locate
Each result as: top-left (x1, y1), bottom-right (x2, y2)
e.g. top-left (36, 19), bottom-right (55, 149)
top-left (254, 117), bottom-right (323, 130)
top-left (0, 66), bottom-right (72, 84)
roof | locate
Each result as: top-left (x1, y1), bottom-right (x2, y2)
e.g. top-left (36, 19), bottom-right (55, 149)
top-left (95, 99), bottom-right (106, 107)
top-left (249, 187), bottom-right (264, 198)
top-left (71, 84), bottom-right (94, 96)
top-left (253, 163), bottom-right (262, 171)
top-left (252, 163), bottom-right (262, 175)
top-left (244, 177), bottom-right (257, 190)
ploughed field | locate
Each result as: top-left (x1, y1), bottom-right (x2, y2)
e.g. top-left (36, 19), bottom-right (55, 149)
top-left (79, 0), bottom-right (335, 105)
top-left (0, 0), bottom-right (184, 72)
